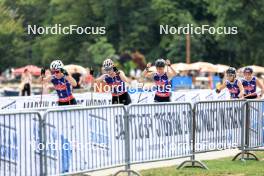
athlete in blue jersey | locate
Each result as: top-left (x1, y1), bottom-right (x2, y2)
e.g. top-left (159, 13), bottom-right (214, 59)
top-left (242, 67), bottom-right (264, 99)
top-left (216, 67), bottom-right (244, 99)
top-left (143, 59), bottom-right (177, 102)
top-left (41, 60), bottom-right (77, 106)
top-left (95, 58), bottom-right (131, 105)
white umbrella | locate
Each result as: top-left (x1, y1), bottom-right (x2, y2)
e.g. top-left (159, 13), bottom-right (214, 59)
top-left (64, 64), bottom-right (87, 75)
top-left (215, 64), bottom-right (230, 73)
top-left (191, 62), bottom-right (216, 72)
top-left (239, 65), bottom-right (264, 73)
top-left (171, 63), bottom-right (199, 71)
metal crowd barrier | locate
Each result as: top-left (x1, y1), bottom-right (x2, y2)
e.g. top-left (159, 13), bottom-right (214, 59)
top-left (128, 103), bottom-right (193, 162)
top-left (114, 103), bottom-right (193, 175)
top-left (42, 105), bottom-right (135, 176)
top-left (1, 100), bottom-right (263, 175)
top-left (233, 100), bottom-right (264, 161)
top-left (0, 110), bottom-right (43, 176)
top-left (179, 100), bottom-right (245, 169)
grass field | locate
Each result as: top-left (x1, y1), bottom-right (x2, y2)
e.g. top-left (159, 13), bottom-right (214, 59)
top-left (140, 152), bottom-right (264, 176)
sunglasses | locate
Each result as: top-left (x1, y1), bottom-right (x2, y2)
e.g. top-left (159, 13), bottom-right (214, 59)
top-left (227, 74), bottom-right (235, 77)
top-left (51, 70), bottom-right (60, 74)
top-left (104, 68), bottom-right (113, 72)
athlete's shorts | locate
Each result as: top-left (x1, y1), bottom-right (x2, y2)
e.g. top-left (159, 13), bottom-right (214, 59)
top-left (244, 94), bottom-right (258, 99)
top-left (154, 95), bottom-right (170, 102)
top-left (58, 98), bottom-right (77, 106)
top-left (112, 92), bottom-right (131, 105)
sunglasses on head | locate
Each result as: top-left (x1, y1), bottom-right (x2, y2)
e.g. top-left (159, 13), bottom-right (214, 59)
top-left (51, 70), bottom-right (60, 74)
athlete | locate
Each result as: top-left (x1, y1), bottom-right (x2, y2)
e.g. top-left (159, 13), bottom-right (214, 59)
top-left (142, 59), bottom-right (177, 102)
top-left (95, 58), bottom-right (131, 105)
top-left (215, 67), bottom-right (244, 99)
top-left (40, 60), bottom-right (77, 106)
top-left (241, 67), bottom-right (264, 99)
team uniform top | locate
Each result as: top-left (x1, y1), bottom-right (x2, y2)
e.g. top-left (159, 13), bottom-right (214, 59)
top-left (104, 75), bottom-right (126, 96)
top-left (241, 76), bottom-right (257, 96)
top-left (225, 79), bottom-right (240, 99)
top-left (51, 76), bottom-right (74, 102)
top-left (153, 73), bottom-right (171, 97)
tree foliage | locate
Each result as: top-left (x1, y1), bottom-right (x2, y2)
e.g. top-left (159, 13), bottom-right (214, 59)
top-left (0, 0), bottom-right (263, 72)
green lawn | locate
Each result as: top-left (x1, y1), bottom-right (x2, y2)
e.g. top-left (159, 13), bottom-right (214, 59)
top-left (140, 152), bottom-right (264, 176)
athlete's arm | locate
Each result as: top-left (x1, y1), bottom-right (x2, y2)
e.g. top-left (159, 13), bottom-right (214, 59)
top-left (95, 74), bottom-right (106, 82)
top-left (166, 60), bottom-right (177, 77)
top-left (142, 62), bottom-right (154, 78)
top-left (40, 75), bottom-right (52, 84)
top-left (237, 80), bottom-right (244, 98)
top-left (65, 75), bottom-right (77, 87)
top-left (60, 68), bottom-right (77, 87)
top-left (216, 81), bottom-right (226, 93)
top-left (142, 70), bottom-right (154, 78)
top-left (256, 78), bottom-right (264, 97)
top-left (118, 71), bottom-right (130, 83)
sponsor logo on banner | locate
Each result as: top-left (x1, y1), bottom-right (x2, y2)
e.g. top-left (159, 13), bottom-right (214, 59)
top-left (195, 104), bottom-right (242, 150)
top-left (0, 93), bottom-right (112, 109)
top-left (120, 105), bottom-right (192, 161)
top-left (1, 89), bottom-right (232, 110)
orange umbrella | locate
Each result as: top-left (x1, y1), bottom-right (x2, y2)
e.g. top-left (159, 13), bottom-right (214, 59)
top-left (13, 65), bottom-right (41, 76)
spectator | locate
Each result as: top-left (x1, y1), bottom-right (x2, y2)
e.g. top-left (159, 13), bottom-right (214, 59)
top-left (21, 69), bottom-right (32, 96)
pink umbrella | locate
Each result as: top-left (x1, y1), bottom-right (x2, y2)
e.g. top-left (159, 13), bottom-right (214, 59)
top-left (13, 65), bottom-right (41, 76)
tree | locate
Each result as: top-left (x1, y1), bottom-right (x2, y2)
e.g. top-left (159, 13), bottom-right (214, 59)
top-left (205, 0), bottom-right (264, 66)
top-left (0, 4), bottom-right (27, 71)
top-left (77, 37), bottom-right (116, 67)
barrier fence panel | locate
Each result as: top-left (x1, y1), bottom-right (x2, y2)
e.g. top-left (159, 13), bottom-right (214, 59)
top-left (232, 100), bottom-right (264, 161)
top-left (179, 100), bottom-right (245, 169)
top-left (42, 105), bottom-right (128, 175)
top-left (246, 100), bottom-right (264, 150)
top-left (1, 100), bottom-right (261, 175)
top-left (194, 100), bottom-right (245, 153)
top-left (127, 103), bottom-right (193, 164)
top-left (0, 111), bottom-right (43, 176)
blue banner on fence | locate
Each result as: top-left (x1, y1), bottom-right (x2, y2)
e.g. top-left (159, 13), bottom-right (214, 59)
top-left (61, 135), bottom-right (72, 173)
